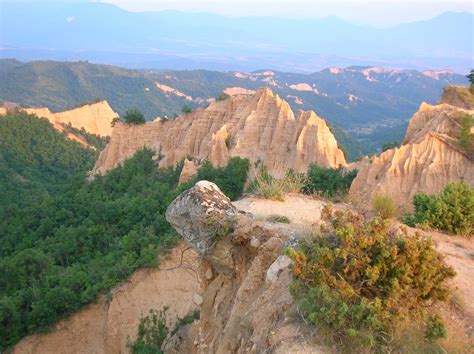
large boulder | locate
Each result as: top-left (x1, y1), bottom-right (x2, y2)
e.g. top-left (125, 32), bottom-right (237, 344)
top-left (165, 181), bottom-right (237, 255)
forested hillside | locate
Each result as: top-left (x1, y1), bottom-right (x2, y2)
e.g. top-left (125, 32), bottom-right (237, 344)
top-left (0, 112), bottom-right (99, 209)
top-left (0, 117), bottom-right (250, 350)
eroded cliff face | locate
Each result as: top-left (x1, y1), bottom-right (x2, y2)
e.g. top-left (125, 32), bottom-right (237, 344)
top-left (93, 88), bottom-right (346, 177)
top-left (349, 98), bottom-right (474, 209)
top-left (24, 101), bottom-right (118, 137)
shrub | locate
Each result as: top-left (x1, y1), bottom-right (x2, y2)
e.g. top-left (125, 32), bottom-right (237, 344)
top-left (170, 310), bottom-right (200, 337)
top-left (267, 215), bottom-right (290, 224)
top-left (458, 113), bottom-right (473, 158)
top-left (216, 92), bottom-right (231, 101)
top-left (381, 141), bottom-right (399, 152)
top-left (194, 157), bottom-right (250, 201)
top-left (225, 135), bottom-right (233, 149)
top-left (425, 315), bottom-right (447, 341)
top-left (287, 206), bottom-right (455, 350)
top-left (404, 182), bottom-right (474, 236)
top-left (372, 193), bottom-right (396, 219)
top-left (250, 167), bottom-right (305, 201)
top-left (131, 308), bottom-right (168, 354)
top-left (181, 105), bottom-right (193, 114)
top-left (303, 164), bottom-right (357, 198)
top-left (111, 117), bottom-right (121, 127)
top-left (123, 109), bottom-right (146, 125)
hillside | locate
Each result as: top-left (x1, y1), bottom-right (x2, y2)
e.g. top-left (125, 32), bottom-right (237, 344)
top-left (0, 60), bottom-right (467, 158)
top-left (12, 185), bottom-right (474, 353)
top-left (0, 112), bottom-right (99, 210)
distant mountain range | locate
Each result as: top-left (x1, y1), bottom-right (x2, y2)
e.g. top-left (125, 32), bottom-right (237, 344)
top-left (0, 59), bottom-right (468, 159)
top-left (0, 2), bottom-right (472, 73)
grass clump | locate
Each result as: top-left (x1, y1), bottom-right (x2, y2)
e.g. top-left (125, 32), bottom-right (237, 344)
top-left (250, 167), bottom-right (305, 201)
top-left (267, 215), bottom-right (290, 224)
top-left (403, 182), bottom-right (474, 236)
top-left (287, 205), bottom-right (455, 351)
top-left (372, 193), bottom-right (396, 219)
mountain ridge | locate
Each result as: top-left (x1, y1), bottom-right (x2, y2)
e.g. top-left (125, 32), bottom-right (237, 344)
top-left (1, 59), bottom-right (467, 158)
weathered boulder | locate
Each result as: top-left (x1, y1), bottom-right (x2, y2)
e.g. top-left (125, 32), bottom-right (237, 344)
top-left (165, 181), bottom-right (237, 255)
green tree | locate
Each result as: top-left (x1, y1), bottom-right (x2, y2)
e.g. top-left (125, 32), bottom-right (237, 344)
top-left (303, 164), bottom-right (357, 198)
top-left (216, 92), bottom-right (231, 101)
top-left (467, 69), bottom-right (474, 93)
top-left (381, 141), bottom-right (399, 152)
top-left (181, 105), bottom-right (192, 114)
top-left (123, 109), bottom-right (146, 125)
top-left (111, 117), bottom-right (121, 127)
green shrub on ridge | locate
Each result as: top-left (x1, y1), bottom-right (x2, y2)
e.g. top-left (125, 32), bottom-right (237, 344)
top-left (287, 205), bottom-right (455, 351)
top-left (404, 182), bottom-right (474, 236)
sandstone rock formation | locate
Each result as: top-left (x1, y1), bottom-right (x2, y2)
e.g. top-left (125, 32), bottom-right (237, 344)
top-left (93, 88), bottom-right (347, 176)
top-left (350, 91), bottom-right (474, 209)
top-left (24, 100), bottom-right (118, 137)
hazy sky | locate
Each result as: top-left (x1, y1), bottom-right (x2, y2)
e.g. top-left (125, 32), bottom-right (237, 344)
top-left (2, 1), bottom-right (472, 26)
top-left (99, 0), bottom-right (473, 26)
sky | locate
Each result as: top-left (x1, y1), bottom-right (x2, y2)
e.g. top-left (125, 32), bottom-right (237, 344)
top-left (98, 0), bottom-right (473, 26)
top-left (1, 0), bottom-right (472, 26)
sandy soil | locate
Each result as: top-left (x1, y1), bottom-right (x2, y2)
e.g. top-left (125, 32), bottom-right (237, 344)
top-left (233, 193), bottom-right (326, 228)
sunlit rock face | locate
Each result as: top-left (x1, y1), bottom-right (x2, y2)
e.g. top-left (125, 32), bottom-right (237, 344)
top-left (93, 88), bottom-right (346, 176)
top-left (349, 94), bottom-right (474, 209)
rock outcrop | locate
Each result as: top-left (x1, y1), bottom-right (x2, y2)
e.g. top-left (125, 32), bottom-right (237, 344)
top-left (349, 92), bottom-right (474, 209)
top-left (93, 88), bottom-right (346, 176)
top-left (439, 85), bottom-right (474, 110)
top-left (165, 181), bottom-right (324, 353)
top-left (166, 181), bottom-right (237, 256)
top-left (24, 100), bottom-right (118, 137)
